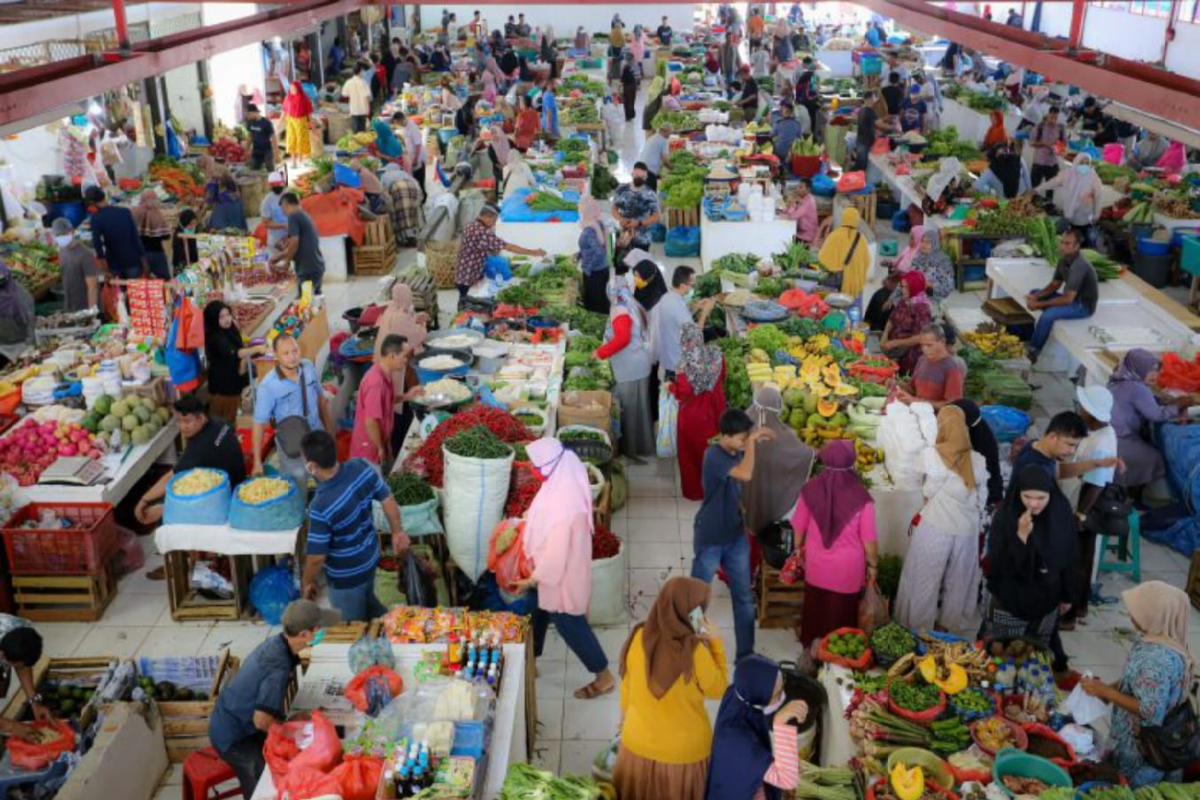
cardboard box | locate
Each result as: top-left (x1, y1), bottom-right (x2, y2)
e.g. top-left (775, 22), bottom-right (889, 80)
top-left (56, 702), bottom-right (167, 800)
top-left (556, 390), bottom-right (612, 437)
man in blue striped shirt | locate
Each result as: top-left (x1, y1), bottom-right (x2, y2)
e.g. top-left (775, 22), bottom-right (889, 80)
top-left (300, 431), bottom-right (409, 621)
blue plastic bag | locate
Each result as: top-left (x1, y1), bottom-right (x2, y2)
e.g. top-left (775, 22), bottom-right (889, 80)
top-left (334, 162), bottom-right (362, 188)
top-left (811, 173), bottom-right (837, 197)
top-left (485, 255), bottom-right (512, 281)
top-left (249, 564), bottom-right (299, 625)
top-left (648, 223), bottom-right (667, 243)
top-left (980, 405), bottom-right (1031, 442)
top-left (664, 225), bottom-right (700, 257)
top-left (892, 207), bottom-right (912, 233)
top-left (164, 469), bottom-right (232, 526)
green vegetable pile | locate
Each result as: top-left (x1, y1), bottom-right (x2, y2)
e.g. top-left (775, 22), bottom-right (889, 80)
top-left (527, 192), bottom-right (580, 212)
top-left (559, 428), bottom-right (606, 442)
top-left (590, 163), bottom-right (619, 200)
top-left (754, 277), bottom-right (788, 299)
top-left (556, 138), bottom-right (591, 159)
top-left (775, 240), bottom-right (813, 273)
top-left (951, 687), bottom-right (994, 714)
top-left (1095, 162), bottom-right (1139, 186)
top-left (568, 333), bottom-right (602, 353)
top-left (778, 317), bottom-right (823, 339)
top-left (564, 351), bottom-right (593, 370)
top-left (745, 323), bottom-right (788, 355)
top-left (924, 126), bottom-right (982, 162)
top-left (943, 84), bottom-right (1005, 112)
top-left (387, 472), bottom-right (435, 506)
top-left (1026, 216), bottom-right (1060, 263)
top-left (889, 680), bottom-right (942, 712)
top-left (694, 271), bottom-right (722, 299)
top-left (500, 763), bottom-right (601, 800)
top-left (1082, 248), bottom-right (1122, 281)
top-left (445, 425), bottom-right (514, 459)
top-left (716, 337), bottom-right (751, 408)
top-left (496, 283), bottom-right (546, 308)
top-left (869, 622), bottom-right (917, 661)
top-left (795, 763), bottom-right (857, 800)
top-left (544, 304), bottom-right (607, 339)
top-left (665, 180), bottom-right (705, 210)
top-left (661, 151), bottom-right (709, 211)
top-left (563, 370), bottom-right (610, 391)
top-left (928, 717), bottom-right (972, 756)
top-left (652, 110), bottom-right (701, 132)
top-left (972, 208), bottom-right (1036, 237)
top-left (561, 74), bottom-right (607, 98)
top-left (515, 412), bottom-right (544, 427)
top-left (564, 104), bottom-right (600, 125)
top-left (790, 135), bottom-right (823, 157)
top-left (713, 253), bottom-right (759, 274)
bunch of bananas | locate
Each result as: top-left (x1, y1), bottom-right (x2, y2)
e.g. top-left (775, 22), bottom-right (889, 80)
top-left (855, 439), bottom-right (882, 472)
top-left (238, 477), bottom-right (292, 505)
top-left (173, 469), bottom-right (226, 497)
top-left (962, 330), bottom-right (1024, 359)
top-left (353, 131), bottom-right (377, 145)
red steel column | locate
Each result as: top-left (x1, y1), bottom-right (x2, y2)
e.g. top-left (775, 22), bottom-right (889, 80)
top-left (1068, 0), bottom-right (1088, 48)
top-left (113, 0), bottom-right (131, 52)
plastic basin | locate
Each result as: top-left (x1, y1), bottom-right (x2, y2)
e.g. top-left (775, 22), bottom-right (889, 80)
top-left (1137, 236), bottom-right (1172, 257)
top-left (992, 751), bottom-right (1071, 797)
top-left (886, 748), bottom-right (954, 790)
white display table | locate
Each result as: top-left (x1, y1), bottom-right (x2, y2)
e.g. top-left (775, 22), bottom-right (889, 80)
top-left (867, 152), bottom-right (951, 231)
top-left (18, 422), bottom-right (178, 505)
top-left (816, 49), bottom-right (854, 77)
top-left (700, 216), bottom-right (797, 272)
top-left (939, 98), bottom-right (1021, 146)
top-left (495, 221), bottom-right (582, 256)
top-left (251, 641), bottom-right (527, 800)
top-left (155, 524), bottom-right (301, 556)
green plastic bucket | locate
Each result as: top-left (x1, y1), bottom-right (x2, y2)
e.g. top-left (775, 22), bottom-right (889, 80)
top-left (992, 751), bottom-right (1071, 797)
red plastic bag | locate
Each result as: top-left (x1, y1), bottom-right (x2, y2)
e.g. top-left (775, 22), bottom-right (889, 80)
top-left (330, 756), bottom-right (384, 800)
top-left (837, 170), bottom-right (867, 193)
top-left (8, 721), bottom-right (76, 770)
top-left (487, 518), bottom-right (532, 596)
top-left (277, 765), bottom-right (342, 800)
top-left (344, 665), bottom-right (403, 712)
top-left (264, 711), bottom-right (343, 784)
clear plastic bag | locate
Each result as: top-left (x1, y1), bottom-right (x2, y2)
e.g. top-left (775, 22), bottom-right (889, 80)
top-left (858, 583), bottom-right (890, 632)
top-left (348, 635), bottom-right (395, 674)
top-left (1063, 678), bottom-right (1109, 726)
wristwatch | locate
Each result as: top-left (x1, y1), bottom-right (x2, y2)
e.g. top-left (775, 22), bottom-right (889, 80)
top-left (30, 693), bottom-right (43, 704)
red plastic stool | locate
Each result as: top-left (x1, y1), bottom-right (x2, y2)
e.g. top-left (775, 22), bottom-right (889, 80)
top-left (182, 747), bottom-right (240, 800)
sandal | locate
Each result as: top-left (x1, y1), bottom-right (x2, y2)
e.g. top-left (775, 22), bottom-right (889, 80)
top-left (146, 565), bottom-right (167, 581)
top-left (573, 679), bottom-right (615, 700)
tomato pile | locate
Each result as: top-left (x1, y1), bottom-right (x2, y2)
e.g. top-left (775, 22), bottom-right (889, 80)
top-left (592, 523), bottom-right (621, 560)
top-left (403, 405), bottom-right (532, 487)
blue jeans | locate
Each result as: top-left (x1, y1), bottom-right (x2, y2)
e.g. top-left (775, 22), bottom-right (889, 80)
top-left (691, 535), bottom-right (755, 660)
top-left (328, 569), bottom-right (387, 623)
top-left (1029, 295), bottom-right (1091, 353)
top-left (532, 600), bottom-right (609, 674)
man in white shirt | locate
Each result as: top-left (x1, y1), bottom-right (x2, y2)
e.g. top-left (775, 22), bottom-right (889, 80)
top-left (343, 64), bottom-right (374, 133)
top-left (1059, 385), bottom-right (1120, 627)
top-left (637, 123), bottom-right (672, 191)
top-left (650, 265), bottom-right (716, 379)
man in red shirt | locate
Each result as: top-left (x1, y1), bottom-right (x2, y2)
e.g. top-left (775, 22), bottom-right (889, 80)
top-left (350, 334), bottom-right (423, 469)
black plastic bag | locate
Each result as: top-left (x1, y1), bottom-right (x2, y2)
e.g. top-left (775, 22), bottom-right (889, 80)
top-left (400, 551), bottom-right (436, 608)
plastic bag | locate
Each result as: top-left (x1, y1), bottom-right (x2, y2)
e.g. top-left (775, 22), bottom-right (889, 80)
top-left (592, 736), bottom-right (620, 782)
top-left (249, 564), bottom-right (300, 625)
top-left (348, 635), bottom-right (396, 674)
top-left (487, 518), bottom-right (532, 597)
top-left (8, 721), bottom-right (76, 770)
top-left (112, 525), bottom-right (146, 576)
top-left (164, 468), bottom-right (232, 526)
top-left (330, 756), bottom-right (383, 800)
top-left (664, 225), bottom-right (700, 257)
top-left (655, 385), bottom-right (678, 458)
top-left (277, 766), bottom-right (341, 800)
top-left (780, 547), bottom-right (805, 585)
top-left (345, 666), bottom-right (404, 714)
top-left (401, 550), bottom-right (437, 607)
top-left (1063, 678), bottom-right (1109, 726)
top-left (374, 497), bottom-right (443, 539)
top-left (485, 255), bottom-right (512, 281)
top-left (857, 583), bottom-right (889, 632)
top-left (192, 561), bottom-right (234, 599)
top-left (264, 711), bottom-right (343, 784)
top-left (837, 171), bottom-right (867, 193)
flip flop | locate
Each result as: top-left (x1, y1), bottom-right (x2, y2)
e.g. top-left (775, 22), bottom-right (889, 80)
top-left (573, 680), bottom-right (616, 700)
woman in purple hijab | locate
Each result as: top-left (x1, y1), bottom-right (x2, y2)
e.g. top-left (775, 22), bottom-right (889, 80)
top-left (1107, 349), bottom-right (1191, 491)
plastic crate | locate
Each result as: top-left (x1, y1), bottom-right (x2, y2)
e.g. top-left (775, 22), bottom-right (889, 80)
top-left (1182, 235), bottom-right (1200, 277)
top-left (1, 503), bottom-right (117, 575)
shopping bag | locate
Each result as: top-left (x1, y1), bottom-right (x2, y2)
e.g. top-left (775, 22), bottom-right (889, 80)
top-left (837, 170), bottom-right (867, 193)
top-left (330, 756), bottom-right (384, 800)
top-left (857, 582), bottom-right (890, 632)
top-left (7, 721), bottom-right (76, 770)
top-left (277, 766), bottom-right (341, 800)
top-left (487, 518), bottom-right (533, 597)
top-left (655, 385), bottom-right (678, 458)
top-left (345, 665), bottom-right (404, 715)
top-left (400, 550), bottom-right (437, 607)
top-left (264, 711), bottom-right (342, 783)
top-left (1063, 678), bottom-right (1110, 726)
top-left (780, 547), bottom-right (805, 585)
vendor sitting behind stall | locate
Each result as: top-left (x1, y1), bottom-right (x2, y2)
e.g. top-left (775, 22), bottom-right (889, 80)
top-left (210, 600), bottom-right (339, 799)
top-left (1107, 349), bottom-right (1193, 496)
top-left (1024, 228), bottom-right (1098, 364)
top-left (50, 218), bottom-right (99, 313)
top-left (172, 209), bottom-right (200, 269)
top-left (453, 206), bottom-right (546, 298)
top-left (895, 323), bottom-right (965, 408)
top-left (301, 430), bottom-right (408, 622)
top-left (135, 393), bottom-right (248, 529)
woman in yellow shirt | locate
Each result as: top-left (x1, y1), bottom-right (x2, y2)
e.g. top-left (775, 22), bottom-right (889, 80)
top-left (614, 576), bottom-right (729, 800)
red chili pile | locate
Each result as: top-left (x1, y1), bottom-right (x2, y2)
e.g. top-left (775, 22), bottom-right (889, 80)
top-left (592, 523), bottom-right (621, 560)
top-left (505, 465), bottom-right (540, 517)
top-left (403, 405), bottom-right (532, 487)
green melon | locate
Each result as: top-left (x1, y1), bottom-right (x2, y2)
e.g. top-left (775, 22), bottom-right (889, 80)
top-left (80, 416), bottom-right (99, 434)
top-left (144, 419), bottom-right (161, 436)
top-left (133, 406), bottom-right (152, 424)
top-left (141, 397), bottom-right (158, 412)
top-left (122, 415), bottom-right (139, 432)
top-left (93, 395), bottom-right (113, 416)
top-left (131, 427), bottom-right (151, 446)
top-left (100, 415), bottom-right (121, 433)
top-left (111, 400), bottom-right (130, 418)
top-left (154, 407), bottom-right (171, 425)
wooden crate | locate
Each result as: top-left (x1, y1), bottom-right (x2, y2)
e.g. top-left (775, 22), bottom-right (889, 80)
top-left (13, 566), bottom-right (116, 622)
top-left (353, 217), bottom-right (399, 276)
top-left (1188, 550), bottom-right (1200, 610)
top-left (847, 188), bottom-right (876, 229)
top-left (156, 649), bottom-right (246, 764)
top-left (164, 551), bottom-right (253, 622)
top-left (2, 655), bottom-right (118, 720)
top-left (757, 564), bottom-right (804, 630)
top-left (666, 206), bottom-right (700, 229)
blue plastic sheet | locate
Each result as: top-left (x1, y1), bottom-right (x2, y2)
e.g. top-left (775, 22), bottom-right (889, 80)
top-left (249, 564), bottom-right (300, 624)
top-left (664, 226), bottom-right (700, 257)
top-left (498, 188), bottom-right (581, 223)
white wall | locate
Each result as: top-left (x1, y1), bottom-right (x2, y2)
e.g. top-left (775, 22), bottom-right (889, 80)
top-left (1165, 21), bottom-right (1200, 79)
top-left (418, 4), bottom-right (697, 39)
top-left (0, 3), bottom-right (202, 50)
top-left (162, 65), bottom-right (205, 135)
top-left (202, 4), bottom-right (265, 128)
top-left (1081, 6), bottom-right (1165, 62)
top-left (0, 125), bottom-right (66, 196)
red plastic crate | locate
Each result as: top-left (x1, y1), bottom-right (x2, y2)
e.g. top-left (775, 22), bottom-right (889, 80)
top-left (1, 503), bottom-right (117, 575)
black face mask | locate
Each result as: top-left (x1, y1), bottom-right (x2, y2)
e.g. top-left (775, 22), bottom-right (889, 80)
top-left (272, 186), bottom-right (284, 195)
top-left (632, 177), bottom-right (646, 188)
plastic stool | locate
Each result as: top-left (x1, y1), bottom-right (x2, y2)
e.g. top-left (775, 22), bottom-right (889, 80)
top-left (182, 747), bottom-right (240, 800)
top-left (1097, 510), bottom-right (1142, 584)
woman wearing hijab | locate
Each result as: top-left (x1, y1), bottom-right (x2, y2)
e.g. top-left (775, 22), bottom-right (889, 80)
top-left (983, 466), bottom-right (1078, 647)
top-left (743, 386), bottom-right (815, 534)
top-left (629, 25), bottom-right (648, 72)
top-left (633, 259), bottom-right (668, 313)
top-left (922, 155), bottom-right (965, 216)
top-left (621, 51), bottom-right (640, 122)
top-left (481, 70), bottom-right (499, 106)
top-left (983, 109), bottom-right (1009, 148)
top-left (975, 141), bottom-right (1030, 199)
top-left (951, 399), bottom-right (1004, 508)
top-left (705, 655), bottom-right (808, 800)
top-left (203, 300), bottom-right (267, 421)
top-left (0, 263), bottom-right (35, 366)
top-left (864, 224), bottom-right (925, 331)
top-left (791, 440), bottom-right (879, 646)
top-left (372, 118), bottom-right (403, 160)
top-left (578, 197), bottom-right (611, 314)
top-left (908, 228), bottom-right (955, 304)
top-left (1036, 152), bottom-right (1104, 244)
top-left (594, 281), bottom-right (655, 459)
top-left (817, 206), bottom-right (871, 300)
top-left (515, 438), bottom-right (614, 699)
top-left (880, 271), bottom-right (934, 375)
top-left (281, 80), bottom-right (314, 168)
top-left (1108, 349), bottom-right (1191, 492)
top-left (501, 150), bottom-right (535, 200)
top-left (615, 577), bottom-right (726, 800)
top-left (894, 406), bottom-right (990, 638)
top-left (1081, 581), bottom-right (1195, 787)
top-left (674, 323), bottom-right (727, 501)
top-left (375, 281), bottom-right (429, 450)
top-left (513, 94), bottom-right (541, 152)
top-left (131, 190), bottom-right (172, 279)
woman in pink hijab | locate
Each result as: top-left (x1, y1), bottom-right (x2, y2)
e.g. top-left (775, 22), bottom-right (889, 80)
top-left (513, 438), bottom-right (615, 699)
top-left (1156, 141), bottom-right (1186, 176)
top-left (481, 70), bottom-right (498, 105)
top-left (865, 224), bottom-right (926, 331)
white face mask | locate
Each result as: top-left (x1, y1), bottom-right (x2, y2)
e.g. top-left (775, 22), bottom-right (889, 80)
top-left (763, 694), bottom-right (786, 715)
top-left (55, 235), bottom-right (74, 248)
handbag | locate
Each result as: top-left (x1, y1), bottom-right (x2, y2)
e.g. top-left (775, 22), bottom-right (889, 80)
top-left (1083, 483), bottom-right (1133, 540)
top-left (779, 531), bottom-right (807, 585)
top-left (274, 364), bottom-right (313, 459)
top-left (1139, 679), bottom-right (1200, 770)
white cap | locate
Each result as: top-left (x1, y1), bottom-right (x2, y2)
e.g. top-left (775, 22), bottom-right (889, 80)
top-left (1076, 385), bottom-right (1113, 424)
top-left (268, 171), bottom-right (285, 187)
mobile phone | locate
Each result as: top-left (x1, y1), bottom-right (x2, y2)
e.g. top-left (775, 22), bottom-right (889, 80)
top-left (688, 607), bottom-right (705, 634)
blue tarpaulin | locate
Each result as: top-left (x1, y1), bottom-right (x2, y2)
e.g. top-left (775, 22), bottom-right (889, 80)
top-left (499, 188), bottom-right (581, 223)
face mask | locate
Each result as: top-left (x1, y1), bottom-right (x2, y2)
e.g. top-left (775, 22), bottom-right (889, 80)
top-left (631, 177), bottom-right (646, 188)
top-left (684, 289), bottom-right (695, 302)
top-left (1076, 164), bottom-right (1090, 174)
top-left (310, 628), bottom-right (326, 647)
top-left (272, 186), bottom-right (284, 195)
top-left (54, 235), bottom-right (74, 248)
top-left (763, 693), bottom-right (786, 716)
